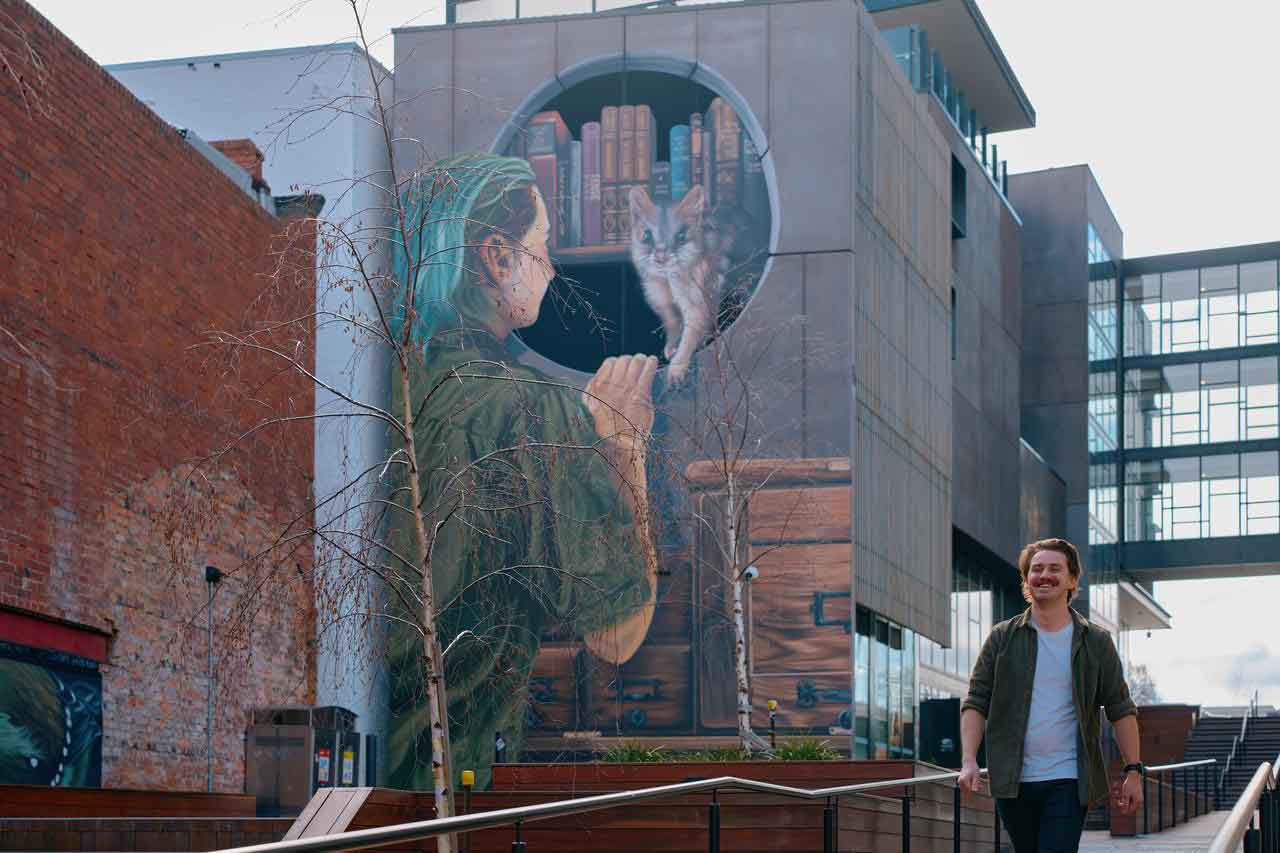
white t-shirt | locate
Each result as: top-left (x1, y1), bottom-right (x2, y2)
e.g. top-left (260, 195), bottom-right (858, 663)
top-left (1020, 621), bottom-right (1079, 782)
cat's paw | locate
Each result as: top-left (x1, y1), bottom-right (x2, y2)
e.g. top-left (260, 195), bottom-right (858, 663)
top-left (663, 341), bottom-right (678, 360)
top-left (666, 361), bottom-right (689, 386)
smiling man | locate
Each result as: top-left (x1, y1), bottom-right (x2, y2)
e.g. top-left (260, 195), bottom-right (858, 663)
top-left (957, 538), bottom-right (1143, 853)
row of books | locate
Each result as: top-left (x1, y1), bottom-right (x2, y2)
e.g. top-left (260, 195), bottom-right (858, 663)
top-left (510, 98), bottom-right (768, 250)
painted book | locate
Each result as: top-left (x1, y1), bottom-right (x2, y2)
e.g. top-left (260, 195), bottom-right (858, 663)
top-left (581, 121), bottom-right (602, 246)
top-left (616, 105), bottom-right (637, 243)
top-left (742, 134), bottom-right (767, 222)
top-left (670, 124), bottom-right (691, 201)
top-left (710, 98), bottom-right (741, 209)
top-left (569, 140), bottom-right (582, 248)
top-left (701, 128), bottom-right (713, 204)
top-left (601, 107), bottom-right (621, 245)
top-left (651, 161), bottom-right (672, 201)
top-left (526, 111), bottom-right (571, 248)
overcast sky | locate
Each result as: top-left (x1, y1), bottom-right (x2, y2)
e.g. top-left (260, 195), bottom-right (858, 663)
top-left (27, 0), bottom-right (1280, 708)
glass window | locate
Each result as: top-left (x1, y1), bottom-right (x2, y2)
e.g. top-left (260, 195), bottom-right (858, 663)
top-left (901, 629), bottom-right (916, 757)
top-left (454, 0), bottom-right (519, 22)
top-left (1125, 452), bottom-right (1280, 541)
top-left (874, 618), bottom-right (890, 759)
top-left (888, 625), bottom-right (903, 756)
top-left (1124, 261), bottom-right (1279, 357)
top-left (855, 619), bottom-right (870, 760)
top-left (1123, 358), bottom-right (1279, 450)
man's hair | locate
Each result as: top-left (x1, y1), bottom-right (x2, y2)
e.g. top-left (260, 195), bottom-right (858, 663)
top-left (1017, 538), bottom-right (1083, 604)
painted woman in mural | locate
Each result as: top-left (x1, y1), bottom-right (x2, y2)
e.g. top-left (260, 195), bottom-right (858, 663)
top-left (387, 152), bottom-right (659, 789)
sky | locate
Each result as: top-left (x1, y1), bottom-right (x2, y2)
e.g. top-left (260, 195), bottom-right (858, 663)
top-left (26, 0), bottom-right (1280, 708)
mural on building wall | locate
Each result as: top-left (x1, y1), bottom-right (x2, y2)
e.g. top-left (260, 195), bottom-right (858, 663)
top-left (383, 74), bottom-right (905, 790)
top-left (0, 641), bottom-right (102, 787)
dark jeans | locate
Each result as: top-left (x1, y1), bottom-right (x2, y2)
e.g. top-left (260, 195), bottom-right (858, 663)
top-left (997, 779), bottom-right (1087, 853)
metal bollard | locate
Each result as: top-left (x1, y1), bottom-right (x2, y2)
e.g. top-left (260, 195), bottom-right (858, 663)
top-left (994, 798), bottom-right (1001, 852)
top-left (510, 820), bottom-right (525, 853)
top-left (824, 797), bottom-right (837, 853)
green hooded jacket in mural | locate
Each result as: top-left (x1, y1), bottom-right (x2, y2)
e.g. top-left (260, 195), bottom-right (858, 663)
top-left (387, 153), bottom-right (652, 791)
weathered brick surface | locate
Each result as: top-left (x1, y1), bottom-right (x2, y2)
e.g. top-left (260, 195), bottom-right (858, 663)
top-left (0, 0), bottom-right (316, 792)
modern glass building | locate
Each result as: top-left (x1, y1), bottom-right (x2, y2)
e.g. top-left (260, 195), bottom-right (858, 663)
top-left (1113, 248), bottom-right (1280, 574)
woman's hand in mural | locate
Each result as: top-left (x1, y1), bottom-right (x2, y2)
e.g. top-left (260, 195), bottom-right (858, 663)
top-left (582, 354), bottom-right (658, 446)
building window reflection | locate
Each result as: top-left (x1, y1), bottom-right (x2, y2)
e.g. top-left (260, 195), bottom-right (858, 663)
top-left (1124, 261), bottom-right (1279, 358)
top-left (1125, 451), bottom-right (1280, 540)
top-left (1123, 357), bottom-right (1279, 449)
top-left (853, 607), bottom-right (914, 761)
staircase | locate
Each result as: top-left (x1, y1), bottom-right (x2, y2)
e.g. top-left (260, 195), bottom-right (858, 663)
top-left (1183, 715), bottom-right (1244, 804)
top-left (1222, 716), bottom-right (1280, 803)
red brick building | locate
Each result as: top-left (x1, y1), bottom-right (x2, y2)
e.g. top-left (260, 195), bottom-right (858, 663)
top-left (0, 0), bottom-right (316, 792)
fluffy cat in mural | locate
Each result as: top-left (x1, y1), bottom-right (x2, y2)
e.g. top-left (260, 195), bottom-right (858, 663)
top-left (629, 185), bottom-right (753, 386)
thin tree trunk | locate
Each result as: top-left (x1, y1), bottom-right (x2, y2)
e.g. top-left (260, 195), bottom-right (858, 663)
top-left (728, 473), bottom-right (752, 750)
top-left (397, 359), bottom-right (455, 852)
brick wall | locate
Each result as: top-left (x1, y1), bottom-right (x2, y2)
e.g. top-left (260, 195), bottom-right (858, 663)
top-left (0, 0), bottom-right (316, 792)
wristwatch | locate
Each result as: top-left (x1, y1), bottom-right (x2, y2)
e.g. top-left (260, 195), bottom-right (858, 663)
top-left (1123, 762), bottom-right (1146, 776)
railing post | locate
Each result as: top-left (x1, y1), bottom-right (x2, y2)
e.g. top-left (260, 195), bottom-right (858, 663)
top-left (901, 794), bottom-right (912, 853)
top-left (708, 792), bottom-right (721, 853)
top-left (1172, 768), bottom-right (1178, 827)
top-left (1194, 763), bottom-right (1200, 817)
top-left (511, 819), bottom-right (526, 853)
top-left (825, 797), bottom-right (837, 853)
top-left (461, 771), bottom-right (474, 853)
top-left (1143, 770), bottom-right (1149, 835)
top-left (1158, 769), bottom-right (1164, 832)
top-left (953, 785), bottom-right (962, 853)
top-left (1184, 766), bottom-right (1190, 820)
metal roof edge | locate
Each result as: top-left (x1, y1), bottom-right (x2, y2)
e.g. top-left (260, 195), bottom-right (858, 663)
top-left (105, 41), bottom-right (391, 78)
top-left (957, 0), bottom-right (1034, 130)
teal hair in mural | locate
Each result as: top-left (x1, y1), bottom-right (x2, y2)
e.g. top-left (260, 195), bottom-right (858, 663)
top-left (386, 151), bottom-right (659, 791)
top-left (391, 152), bottom-right (538, 344)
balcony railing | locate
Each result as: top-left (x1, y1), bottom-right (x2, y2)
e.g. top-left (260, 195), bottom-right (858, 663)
top-left (882, 26), bottom-right (1010, 199)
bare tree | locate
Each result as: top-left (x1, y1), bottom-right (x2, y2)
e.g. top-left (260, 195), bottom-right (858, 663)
top-left (167, 5), bottom-right (661, 847)
top-left (1126, 662), bottom-right (1160, 706)
top-left (662, 295), bottom-right (819, 754)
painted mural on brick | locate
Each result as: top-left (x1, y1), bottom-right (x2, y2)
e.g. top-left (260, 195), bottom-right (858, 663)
top-left (0, 641), bottom-right (102, 787)
top-left (382, 75), bottom-right (887, 792)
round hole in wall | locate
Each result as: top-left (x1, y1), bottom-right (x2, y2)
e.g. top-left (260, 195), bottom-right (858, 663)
top-left (492, 64), bottom-right (774, 378)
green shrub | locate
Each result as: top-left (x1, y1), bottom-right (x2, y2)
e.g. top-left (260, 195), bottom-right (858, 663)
top-left (600, 741), bottom-right (667, 762)
top-left (676, 747), bottom-right (753, 762)
top-left (769, 737), bottom-right (841, 761)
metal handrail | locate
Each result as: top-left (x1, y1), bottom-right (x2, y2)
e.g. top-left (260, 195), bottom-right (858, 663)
top-left (1221, 712), bottom-right (1251, 798)
top-left (1207, 753), bottom-right (1278, 853)
top-left (1146, 758), bottom-right (1217, 773)
top-left (209, 768), bottom-right (993, 853)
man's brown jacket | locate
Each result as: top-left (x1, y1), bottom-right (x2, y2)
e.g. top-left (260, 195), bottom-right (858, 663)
top-left (962, 607), bottom-right (1138, 806)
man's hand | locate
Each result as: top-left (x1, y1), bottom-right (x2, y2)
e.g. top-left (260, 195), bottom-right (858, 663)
top-left (958, 759), bottom-right (983, 794)
top-left (583, 355), bottom-right (658, 443)
top-left (1117, 771), bottom-right (1144, 814)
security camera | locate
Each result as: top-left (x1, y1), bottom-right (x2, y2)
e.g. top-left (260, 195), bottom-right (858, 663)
top-left (742, 565), bottom-right (760, 582)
